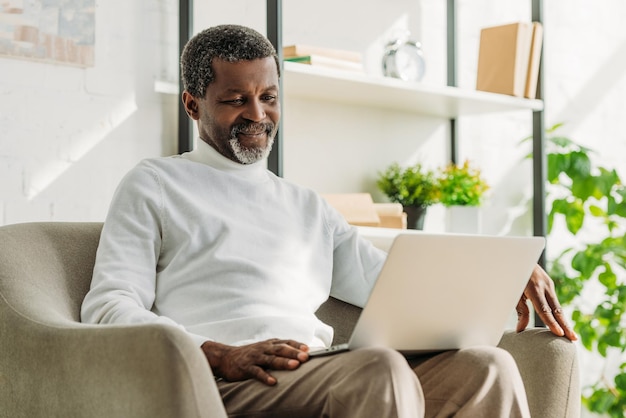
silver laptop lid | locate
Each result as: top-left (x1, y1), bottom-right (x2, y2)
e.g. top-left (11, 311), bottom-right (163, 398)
top-left (349, 233), bottom-right (545, 354)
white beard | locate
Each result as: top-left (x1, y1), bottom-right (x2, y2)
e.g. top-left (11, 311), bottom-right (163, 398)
top-left (228, 125), bottom-right (278, 165)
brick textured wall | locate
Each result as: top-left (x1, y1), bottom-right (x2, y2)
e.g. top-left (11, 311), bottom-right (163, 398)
top-left (0, 0), bottom-right (178, 225)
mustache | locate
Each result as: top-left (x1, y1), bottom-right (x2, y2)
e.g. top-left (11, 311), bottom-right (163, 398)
top-left (231, 122), bottom-right (275, 136)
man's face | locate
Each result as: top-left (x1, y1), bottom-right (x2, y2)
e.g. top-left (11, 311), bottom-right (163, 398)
top-left (183, 57), bottom-right (280, 164)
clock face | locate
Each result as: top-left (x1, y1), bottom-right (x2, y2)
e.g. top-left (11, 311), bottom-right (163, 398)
top-left (383, 41), bottom-right (426, 82)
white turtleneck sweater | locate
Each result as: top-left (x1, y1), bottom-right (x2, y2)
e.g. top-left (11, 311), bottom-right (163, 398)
top-left (81, 140), bottom-right (386, 348)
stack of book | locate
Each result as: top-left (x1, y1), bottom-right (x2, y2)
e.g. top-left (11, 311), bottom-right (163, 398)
top-left (476, 22), bottom-right (543, 99)
top-left (283, 44), bottom-right (364, 73)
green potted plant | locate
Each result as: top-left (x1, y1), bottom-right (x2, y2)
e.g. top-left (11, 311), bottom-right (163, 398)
top-left (438, 160), bottom-right (490, 207)
top-left (437, 160), bottom-right (489, 233)
top-left (376, 162), bottom-right (439, 229)
top-left (540, 124), bottom-right (626, 417)
top-left (521, 123), bottom-right (626, 417)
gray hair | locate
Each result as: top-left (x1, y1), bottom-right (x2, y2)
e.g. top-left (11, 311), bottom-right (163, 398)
top-left (180, 24), bottom-right (280, 98)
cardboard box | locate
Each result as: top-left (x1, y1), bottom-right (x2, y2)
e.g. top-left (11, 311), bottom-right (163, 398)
top-left (374, 203), bottom-right (407, 229)
top-left (322, 193), bottom-right (406, 229)
top-left (321, 193), bottom-right (380, 227)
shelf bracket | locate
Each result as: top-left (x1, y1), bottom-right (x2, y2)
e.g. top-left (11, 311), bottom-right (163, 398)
top-left (532, 0), bottom-right (547, 327)
top-left (266, 0), bottom-right (284, 177)
top-left (178, 0), bottom-right (194, 154)
top-left (531, 0), bottom-right (546, 251)
top-left (447, 0), bottom-right (458, 164)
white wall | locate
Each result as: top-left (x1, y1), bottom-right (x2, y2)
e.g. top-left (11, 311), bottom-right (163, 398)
top-left (0, 0), bottom-right (179, 224)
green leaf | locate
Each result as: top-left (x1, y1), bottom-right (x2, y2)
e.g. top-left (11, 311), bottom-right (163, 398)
top-left (548, 153), bottom-right (569, 183)
top-left (571, 250), bottom-right (601, 277)
top-left (567, 151), bottom-right (592, 180)
top-left (617, 286), bottom-right (626, 304)
top-left (549, 198), bottom-right (586, 234)
top-left (589, 205), bottom-right (606, 217)
top-left (578, 322), bottom-right (597, 351)
top-left (565, 200), bottom-right (586, 234)
top-left (609, 186), bottom-right (626, 218)
top-left (599, 268), bottom-right (617, 289)
top-left (602, 325), bottom-right (624, 348)
top-left (550, 198), bottom-right (570, 215)
top-left (549, 260), bottom-right (584, 305)
top-left (596, 168), bottom-right (620, 196)
top-left (546, 122), bottom-right (565, 134)
top-left (571, 175), bottom-right (597, 201)
top-left (547, 207), bottom-right (555, 234)
top-left (586, 389), bottom-right (617, 413)
top-left (549, 135), bottom-right (575, 148)
top-left (595, 303), bottom-right (615, 321)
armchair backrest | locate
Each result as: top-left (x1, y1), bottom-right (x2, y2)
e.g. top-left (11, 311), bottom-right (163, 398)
top-left (0, 222), bottom-right (102, 325)
top-left (0, 222), bottom-right (362, 341)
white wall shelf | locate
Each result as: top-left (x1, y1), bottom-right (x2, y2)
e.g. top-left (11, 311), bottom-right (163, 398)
top-left (284, 61), bottom-right (543, 119)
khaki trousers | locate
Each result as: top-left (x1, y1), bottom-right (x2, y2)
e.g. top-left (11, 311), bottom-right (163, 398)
top-left (217, 346), bottom-right (531, 418)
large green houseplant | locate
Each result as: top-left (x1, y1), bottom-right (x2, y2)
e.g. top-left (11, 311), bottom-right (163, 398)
top-left (377, 162), bottom-right (439, 229)
top-left (526, 123), bottom-right (626, 417)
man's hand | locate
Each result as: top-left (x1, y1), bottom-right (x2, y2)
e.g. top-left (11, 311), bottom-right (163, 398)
top-left (516, 264), bottom-right (578, 341)
top-left (201, 338), bottom-right (310, 385)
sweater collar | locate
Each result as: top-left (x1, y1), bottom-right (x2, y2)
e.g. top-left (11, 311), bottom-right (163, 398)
top-left (181, 138), bottom-right (270, 182)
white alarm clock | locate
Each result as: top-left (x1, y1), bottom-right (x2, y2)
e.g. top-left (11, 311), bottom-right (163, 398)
top-left (382, 38), bottom-right (426, 82)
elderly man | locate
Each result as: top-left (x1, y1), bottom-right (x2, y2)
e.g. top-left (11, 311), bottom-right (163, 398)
top-left (81, 24), bottom-right (576, 418)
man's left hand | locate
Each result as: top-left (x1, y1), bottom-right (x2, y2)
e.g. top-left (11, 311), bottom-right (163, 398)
top-left (516, 264), bottom-right (578, 341)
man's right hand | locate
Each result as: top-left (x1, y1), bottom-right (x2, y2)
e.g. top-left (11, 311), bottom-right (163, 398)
top-left (201, 338), bottom-right (310, 385)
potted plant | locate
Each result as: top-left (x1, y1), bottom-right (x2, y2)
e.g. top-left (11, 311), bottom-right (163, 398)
top-left (437, 160), bottom-right (490, 233)
top-left (526, 123), bottom-right (626, 417)
top-left (377, 162), bottom-right (439, 229)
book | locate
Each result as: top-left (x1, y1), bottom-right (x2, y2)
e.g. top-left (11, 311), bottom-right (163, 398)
top-left (476, 22), bottom-right (533, 97)
top-left (524, 22), bottom-right (543, 99)
top-left (285, 55), bottom-right (364, 73)
top-left (283, 44), bottom-right (362, 63)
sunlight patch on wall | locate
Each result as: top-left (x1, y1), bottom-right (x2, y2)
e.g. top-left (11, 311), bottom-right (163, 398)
top-left (26, 93), bottom-right (137, 200)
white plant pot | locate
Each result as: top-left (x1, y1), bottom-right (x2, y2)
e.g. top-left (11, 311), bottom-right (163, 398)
top-left (446, 206), bottom-right (482, 234)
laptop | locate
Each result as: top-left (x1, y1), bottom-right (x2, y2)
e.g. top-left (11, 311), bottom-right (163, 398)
top-left (310, 232), bottom-right (545, 357)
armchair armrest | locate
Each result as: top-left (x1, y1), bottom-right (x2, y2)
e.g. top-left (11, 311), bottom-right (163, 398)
top-left (498, 329), bottom-right (580, 418)
top-left (1, 303), bottom-right (227, 418)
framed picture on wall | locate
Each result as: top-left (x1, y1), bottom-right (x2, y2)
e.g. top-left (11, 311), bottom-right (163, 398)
top-left (0, 0), bottom-right (95, 67)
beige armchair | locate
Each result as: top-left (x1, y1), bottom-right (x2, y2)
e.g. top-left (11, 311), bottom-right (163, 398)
top-left (0, 222), bottom-right (580, 418)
